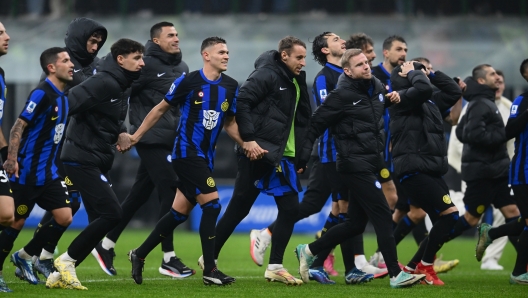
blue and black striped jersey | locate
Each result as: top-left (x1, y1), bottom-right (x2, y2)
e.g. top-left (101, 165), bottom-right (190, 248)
top-left (371, 63), bottom-right (393, 171)
top-left (11, 78), bottom-right (68, 186)
top-left (164, 69), bottom-right (238, 170)
top-left (312, 63), bottom-right (342, 163)
top-left (0, 67), bottom-right (6, 126)
top-left (508, 92), bottom-right (528, 185)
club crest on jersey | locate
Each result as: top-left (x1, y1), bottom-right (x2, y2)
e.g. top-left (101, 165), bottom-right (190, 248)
top-left (203, 110), bottom-right (220, 130)
top-left (379, 94), bottom-right (384, 102)
top-left (55, 106), bottom-right (58, 112)
top-left (375, 181), bottom-right (381, 189)
top-left (26, 101), bottom-right (37, 113)
top-left (100, 174), bottom-right (108, 182)
top-left (385, 85), bottom-right (390, 91)
top-left (53, 123), bottom-right (65, 144)
top-left (221, 99), bottom-right (229, 112)
top-left (198, 91), bottom-right (204, 98)
top-left (166, 155), bottom-right (172, 163)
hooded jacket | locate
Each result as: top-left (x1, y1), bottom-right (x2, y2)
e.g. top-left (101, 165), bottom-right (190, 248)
top-left (389, 65), bottom-right (461, 177)
top-left (456, 77), bottom-right (509, 181)
top-left (299, 73), bottom-right (388, 174)
top-left (61, 53), bottom-right (137, 172)
top-left (236, 50), bottom-right (312, 166)
top-left (129, 41), bottom-right (188, 147)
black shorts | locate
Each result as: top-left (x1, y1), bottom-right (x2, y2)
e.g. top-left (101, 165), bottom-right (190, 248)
top-left (57, 158), bottom-right (78, 193)
top-left (11, 179), bottom-right (70, 219)
top-left (511, 184), bottom-right (528, 220)
top-left (400, 173), bottom-right (454, 222)
top-left (394, 176), bottom-right (410, 213)
top-left (463, 177), bottom-right (515, 218)
top-left (173, 157), bottom-right (217, 204)
top-left (321, 162), bottom-right (348, 202)
top-left (0, 166), bottom-right (12, 197)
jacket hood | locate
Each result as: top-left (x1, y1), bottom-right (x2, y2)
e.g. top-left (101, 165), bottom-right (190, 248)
top-left (97, 52), bottom-right (133, 90)
top-left (390, 62), bottom-right (426, 91)
top-left (65, 18), bottom-right (107, 67)
top-left (254, 50), bottom-right (296, 80)
top-left (463, 76), bottom-right (496, 102)
top-left (144, 40), bottom-right (183, 66)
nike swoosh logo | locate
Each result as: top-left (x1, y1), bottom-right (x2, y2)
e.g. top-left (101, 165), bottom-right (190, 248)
top-left (110, 98), bottom-right (119, 102)
top-left (353, 100), bottom-right (362, 105)
top-left (51, 116), bottom-right (59, 120)
top-left (208, 236), bottom-right (215, 239)
top-left (66, 199), bottom-right (70, 204)
top-left (195, 100), bottom-right (205, 104)
top-left (279, 87), bottom-right (287, 90)
top-left (73, 69), bottom-right (81, 73)
top-left (157, 73), bottom-right (165, 77)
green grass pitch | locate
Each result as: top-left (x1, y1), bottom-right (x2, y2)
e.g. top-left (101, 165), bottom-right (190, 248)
top-left (2, 229), bottom-right (526, 297)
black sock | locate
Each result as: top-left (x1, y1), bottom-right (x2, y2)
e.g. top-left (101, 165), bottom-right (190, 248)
top-left (34, 212), bottom-right (53, 238)
top-left (512, 227), bottom-right (528, 276)
top-left (422, 212), bottom-right (458, 263)
top-left (200, 199), bottom-right (221, 273)
top-left (25, 219), bottom-right (68, 256)
top-left (375, 219), bottom-right (398, 253)
top-left (311, 213), bottom-right (340, 268)
top-left (408, 237), bottom-right (428, 269)
top-left (0, 227), bottom-right (20, 270)
top-left (393, 215), bottom-right (417, 245)
top-left (412, 220), bottom-right (428, 246)
top-left (447, 215), bottom-right (472, 241)
top-left (136, 208), bottom-right (187, 259)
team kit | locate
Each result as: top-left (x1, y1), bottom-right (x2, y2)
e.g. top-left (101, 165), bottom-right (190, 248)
top-left (0, 17), bottom-right (527, 292)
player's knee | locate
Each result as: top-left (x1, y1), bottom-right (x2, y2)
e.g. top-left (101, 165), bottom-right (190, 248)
top-left (201, 199), bottom-right (221, 216)
top-left (11, 218), bottom-right (25, 230)
top-left (0, 215), bottom-right (14, 227)
top-left (54, 214), bottom-right (72, 226)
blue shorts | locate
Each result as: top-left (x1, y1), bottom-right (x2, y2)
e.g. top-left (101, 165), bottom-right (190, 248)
top-left (256, 158), bottom-right (302, 197)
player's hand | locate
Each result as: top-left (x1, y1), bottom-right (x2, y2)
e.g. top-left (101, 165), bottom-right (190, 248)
top-left (3, 159), bottom-right (19, 178)
top-left (243, 141), bottom-right (268, 161)
top-left (296, 159), bottom-right (308, 174)
top-left (386, 91), bottom-right (400, 104)
top-left (398, 61), bottom-right (414, 77)
top-left (116, 133), bottom-right (132, 153)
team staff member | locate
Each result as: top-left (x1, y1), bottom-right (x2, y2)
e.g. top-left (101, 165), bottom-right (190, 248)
top-left (94, 21), bottom-right (194, 279)
top-left (452, 65), bottom-right (520, 247)
top-left (0, 47), bottom-right (74, 289)
top-left (295, 49), bottom-right (425, 289)
top-left (31, 16), bottom-right (107, 279)
top-left (212, 36), bottom-right (311, 286)
top-left (477, 59), bottom-right (528, 284)
top-left (47, 38), bottom-right (145, 290)
top-left (390, 61), bottom-right (461, 286)
top-left (127, 37), bottom-right (241, 286)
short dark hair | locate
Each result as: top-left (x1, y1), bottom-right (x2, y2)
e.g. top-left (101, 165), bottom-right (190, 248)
top-left (520, 59), bottom-right (528, 76)
top-left (91, 29), bottom-right (105, 39)
top-left (150, 21), bottom-right (174, 39)
top-left (472, 64), bottom-right (492, 81)
top-left (346, 33), bottom-right (374, 51)
top-left (40, 47), bottom-right (67, 75)
top-left (311, 32), bottom-right (332, 66)
top-left (201, 36), bottom-right (226, 53)
top-left (278, 36), bottom-right (306, 55)
top-left (496, 69), bottom-right (504, 79)
top-left (111, 38), bottom-right (145, 61)
top-left (411, 57), bottom-right (430, 64)
top-left (382, 35), bottom-right (406, 51)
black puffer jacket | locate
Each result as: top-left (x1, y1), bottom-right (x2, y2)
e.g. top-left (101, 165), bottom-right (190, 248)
top-left (129, 41), bottom-right (188, 147)
top-left (300, 73), bottom-right (388, 174)
top-left (61, 53), bottom-right (138, 172)
top-left (236, 50), bottom-right (312, 166)
top-left (456, 77), bottom-right (509, 181)
top-left (390, 67), bottom-right (461, 177)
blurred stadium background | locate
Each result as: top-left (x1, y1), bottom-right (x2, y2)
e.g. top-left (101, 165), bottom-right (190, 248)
top-left (1, 0), bottom-right (527, 231)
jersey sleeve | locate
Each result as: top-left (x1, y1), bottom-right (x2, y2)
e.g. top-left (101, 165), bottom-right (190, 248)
top-left (19, 89), bottom-right (48, 124)
top-left (163, 73), bottom-right (187, 107)
top-left (505, 94), bottom-right (528, 139)
top-left (312, 74), bottom-right (328, 107)
top-left (227, 87), bottom-right (238, 117)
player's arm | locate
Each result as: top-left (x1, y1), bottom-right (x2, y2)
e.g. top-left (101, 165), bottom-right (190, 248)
top-left (129, 100), bottom-right (171, 146)
top-left (67, 76), bottom-right (108, 115)
top-left (3, 118), bottom-right (27, 178)
top-left (506, 95), bottom-right (528, 140)
top-left (0, 128), bottom-right (8, 162)
top-left (223, 116), bottom-right (243, 147)
top-left (457, 102), bottom-right (506, 147)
